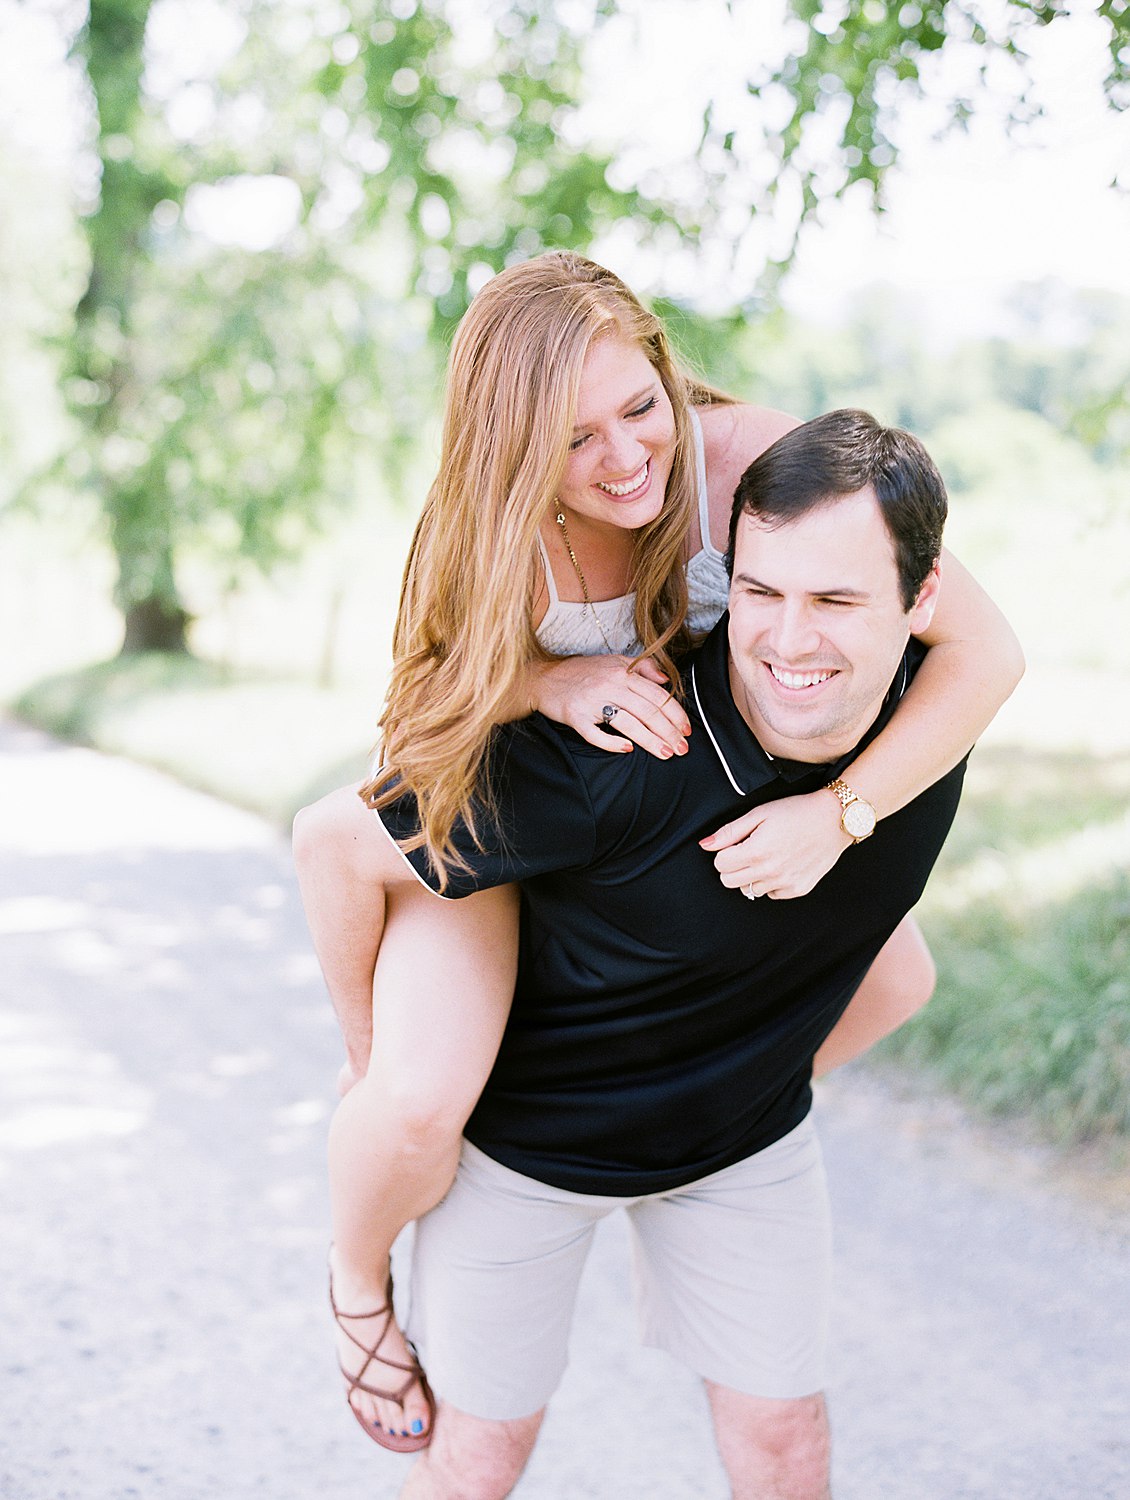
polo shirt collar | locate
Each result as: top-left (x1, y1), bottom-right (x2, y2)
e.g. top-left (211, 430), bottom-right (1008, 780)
top-left (688, 614), bottom-right (915, 797)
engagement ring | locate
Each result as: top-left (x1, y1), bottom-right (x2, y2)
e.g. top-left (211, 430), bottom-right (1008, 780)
top-left (741, 883), bottom-right (761, 901)
top-left (600, 704), bottom-right (619, 724)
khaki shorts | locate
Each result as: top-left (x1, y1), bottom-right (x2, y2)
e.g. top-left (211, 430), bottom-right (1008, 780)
top-left (404, 1116), bottom-right (832, 1421)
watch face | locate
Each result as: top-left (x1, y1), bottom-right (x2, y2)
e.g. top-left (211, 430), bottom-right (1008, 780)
top-left (843, 799), bottom-right (876, 838)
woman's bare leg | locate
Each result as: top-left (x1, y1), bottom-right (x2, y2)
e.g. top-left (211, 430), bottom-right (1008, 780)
top-left (812, 915), bottom-right (935, 1078)
top-left (293, 787), bottom-right (519, 1442)
top-left (293, 785), bottom-right (402, 1079)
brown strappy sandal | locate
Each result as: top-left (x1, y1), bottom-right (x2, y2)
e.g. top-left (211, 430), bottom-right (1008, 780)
top-left (329, 1267), bottom-right (436, 1453)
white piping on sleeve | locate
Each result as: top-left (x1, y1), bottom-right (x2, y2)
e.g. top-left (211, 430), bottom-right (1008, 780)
top-left (369, 805), bottom-right (458, 902)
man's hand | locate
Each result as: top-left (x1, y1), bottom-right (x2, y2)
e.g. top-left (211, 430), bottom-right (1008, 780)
top-left (700, 789), bottom-right (853, 898)
top-left (531, 655), bottom-right (691, 760)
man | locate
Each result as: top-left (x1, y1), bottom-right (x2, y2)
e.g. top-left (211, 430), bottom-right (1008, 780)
top-left (372, 409), bottom-right (966, 1499)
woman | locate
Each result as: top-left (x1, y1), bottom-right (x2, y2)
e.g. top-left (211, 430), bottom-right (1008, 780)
top-left (292, 252), bottom-right (1022, 1451)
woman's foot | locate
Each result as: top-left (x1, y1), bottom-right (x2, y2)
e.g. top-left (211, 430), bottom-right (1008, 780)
top-left (329, 1248), bottom-right (435, 1451)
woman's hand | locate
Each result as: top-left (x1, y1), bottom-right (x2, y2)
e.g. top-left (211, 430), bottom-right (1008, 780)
top-left (699, 789), bottom-right (852, 898)
top-left (531, 655), bottom-right (691, 759)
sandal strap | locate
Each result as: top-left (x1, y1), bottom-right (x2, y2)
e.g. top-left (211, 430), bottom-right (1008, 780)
top-left (330, 1268), bottom-right (425, 1411)
top-left (339, 1358), bottom-right (425, 1406)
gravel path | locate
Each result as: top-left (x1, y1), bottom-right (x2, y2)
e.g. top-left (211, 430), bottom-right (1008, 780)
top-left (1, 716), bottom-right (1126, 1499)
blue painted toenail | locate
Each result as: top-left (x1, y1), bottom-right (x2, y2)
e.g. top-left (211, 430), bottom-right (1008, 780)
top-left (411, 1419), bottom-right (424, 1435)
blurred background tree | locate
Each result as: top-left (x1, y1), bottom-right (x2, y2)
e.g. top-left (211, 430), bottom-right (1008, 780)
top-left (64, 0), bottom-right (675, 650)
top-left (32, 0), bottom-right (1130, 652)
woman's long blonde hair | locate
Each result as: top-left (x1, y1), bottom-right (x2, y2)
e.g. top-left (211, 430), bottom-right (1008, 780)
top-left (361, 250), bottom-right (731, 886)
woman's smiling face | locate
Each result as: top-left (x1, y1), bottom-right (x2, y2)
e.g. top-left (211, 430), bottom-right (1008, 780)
top-left (555, 334), bottom-right (677, 536)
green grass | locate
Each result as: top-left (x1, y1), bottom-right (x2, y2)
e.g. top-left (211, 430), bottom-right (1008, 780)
top-left (13, 653), bottom-right (380, 826)
top-left (936, 744), bottom-right (1130, 863)
top-left (876, 744), bottom-right (1130, 1146)
top-left (891, 874), bottom-right (1130, 1143)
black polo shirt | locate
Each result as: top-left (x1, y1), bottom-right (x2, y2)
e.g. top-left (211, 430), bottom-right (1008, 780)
top-left (379, 618), bottom-right (966, 1196)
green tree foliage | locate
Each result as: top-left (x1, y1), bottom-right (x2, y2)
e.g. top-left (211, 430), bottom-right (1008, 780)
top-left (736, 0), bottom-right (1130, 266)
top-left (56, 0), bottom-right (1130, 652)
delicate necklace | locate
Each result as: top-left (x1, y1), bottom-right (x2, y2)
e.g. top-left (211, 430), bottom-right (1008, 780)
top-left (555, 510), bottom-right (619, 656)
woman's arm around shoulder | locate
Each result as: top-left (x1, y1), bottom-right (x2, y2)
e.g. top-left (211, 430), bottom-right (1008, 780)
top-left (867, 546), bottom-right (1026, 809)
top-left (703, 551), bottom-right (1024, 896)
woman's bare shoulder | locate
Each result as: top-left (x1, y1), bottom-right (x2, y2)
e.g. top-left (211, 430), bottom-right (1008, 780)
top-left (698, 402), bottom-right (800, 548)
top-left (698, 400), bottom-right (799, 466)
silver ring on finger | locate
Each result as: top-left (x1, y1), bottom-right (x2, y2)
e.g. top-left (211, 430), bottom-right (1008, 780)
top-left (741, 883), bottom-right (761, 901)
top-left (600, 704), bottom-right (619, 725)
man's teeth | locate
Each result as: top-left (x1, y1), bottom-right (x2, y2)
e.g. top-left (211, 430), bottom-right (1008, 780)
top-left (597, 463), bottom-right (648, 497)
top-left (769, 665), bottom-right (834, 689)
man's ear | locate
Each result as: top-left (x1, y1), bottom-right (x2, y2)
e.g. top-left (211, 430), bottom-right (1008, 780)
top-left (908, 558), bottom-right (942, 635)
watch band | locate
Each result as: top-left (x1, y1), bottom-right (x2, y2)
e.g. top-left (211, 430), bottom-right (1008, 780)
top-left (824, 778), bottom-right (876, 843)
top-left (825, 778), bottom-right (859, 812)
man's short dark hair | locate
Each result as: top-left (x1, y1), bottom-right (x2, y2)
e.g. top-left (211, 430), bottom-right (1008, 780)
top-left (727, 409), bottom-right (948, 611)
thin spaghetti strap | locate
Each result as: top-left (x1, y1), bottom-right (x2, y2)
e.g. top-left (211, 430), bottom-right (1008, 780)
top-left (535, 531), bottom-right (561, 604)
top-left (688, 408), bottom-right (720, 559)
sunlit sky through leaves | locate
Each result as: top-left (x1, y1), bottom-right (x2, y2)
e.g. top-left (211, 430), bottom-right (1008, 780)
top-left (2, 0), bottom-right (1128, 340)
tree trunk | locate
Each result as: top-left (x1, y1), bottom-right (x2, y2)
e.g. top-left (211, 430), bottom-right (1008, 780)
top-left (118, 596), bottom-right (192, 655)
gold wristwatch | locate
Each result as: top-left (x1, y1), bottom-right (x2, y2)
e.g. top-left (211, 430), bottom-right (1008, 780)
top-left (825, 778), bottom-right (877, 843)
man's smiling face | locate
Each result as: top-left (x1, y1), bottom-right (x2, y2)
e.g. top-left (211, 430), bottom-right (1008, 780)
top-left (727, 485), bottom-right (940, 762)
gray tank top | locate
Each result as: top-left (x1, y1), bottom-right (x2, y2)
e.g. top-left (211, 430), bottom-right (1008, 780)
top-left (536, 408), bottom-right (730, 657)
